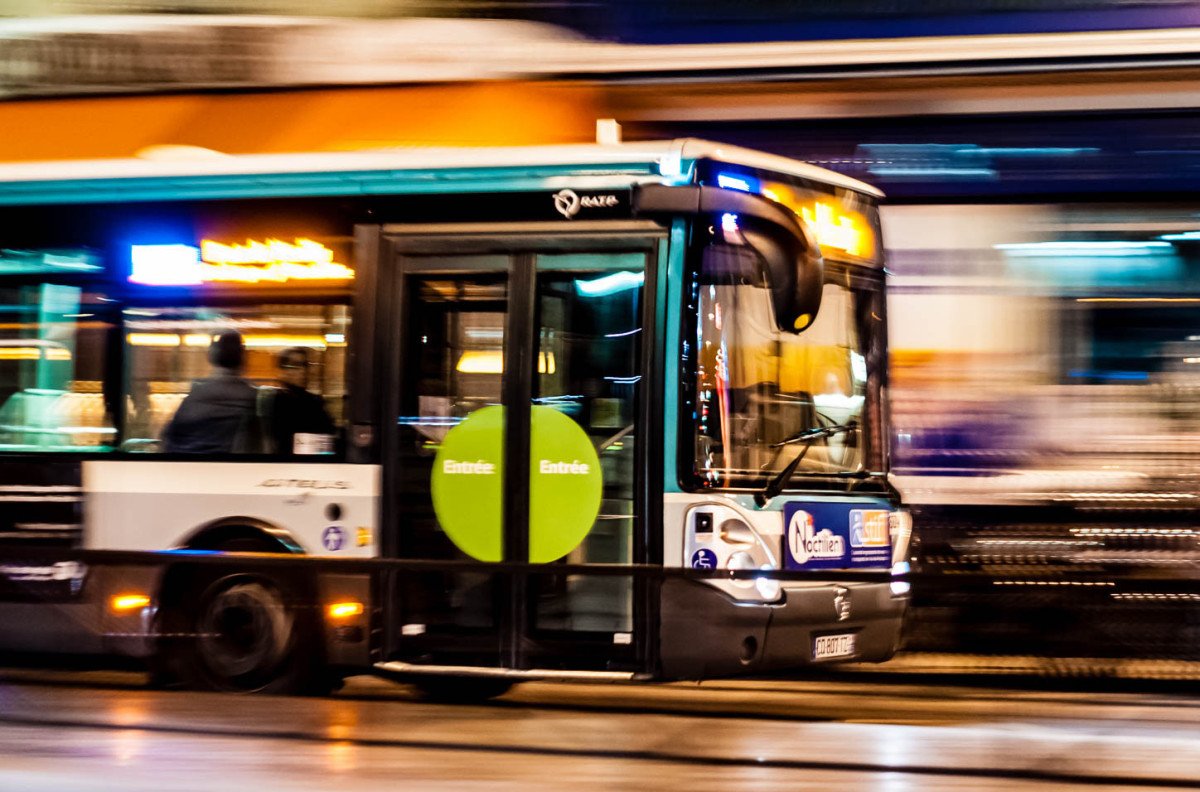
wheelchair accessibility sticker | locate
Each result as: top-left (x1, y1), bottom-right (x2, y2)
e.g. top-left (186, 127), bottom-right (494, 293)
top-left (322, 525), bottom-right (345, 552)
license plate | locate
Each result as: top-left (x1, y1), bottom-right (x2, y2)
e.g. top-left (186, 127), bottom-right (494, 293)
top-left (813, 633), bottom-right (856, 661)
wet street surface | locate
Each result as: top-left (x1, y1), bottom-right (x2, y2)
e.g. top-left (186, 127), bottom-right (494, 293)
top-left (2, 663), bottom-right (1200, 790)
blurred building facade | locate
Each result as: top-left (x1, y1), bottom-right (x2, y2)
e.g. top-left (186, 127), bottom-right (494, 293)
top-left (5, 0), bottom-right (1200, 43)
top-left (4, 6), bottom-right (1200, 655)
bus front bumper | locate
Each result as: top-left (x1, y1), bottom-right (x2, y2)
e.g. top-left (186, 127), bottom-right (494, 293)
top-left (659, 577), bottom-right (907, 680)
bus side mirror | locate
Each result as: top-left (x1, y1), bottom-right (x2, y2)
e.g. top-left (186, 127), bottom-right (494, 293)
top-left (740, 217), bottom-right (824, 334)
top-left (633, 184), bottom-right (824, 334)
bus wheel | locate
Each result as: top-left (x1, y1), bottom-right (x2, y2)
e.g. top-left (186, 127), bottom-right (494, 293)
top-left (410, 676), bottom-right (513, 702)
top-left (172, 573), bottom-right (321, 694)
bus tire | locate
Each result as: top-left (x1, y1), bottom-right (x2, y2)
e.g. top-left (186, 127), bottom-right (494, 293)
top-left (410, 676), bottom-right (513, 702)
top-left (164, 571), bottom-right (325, 695)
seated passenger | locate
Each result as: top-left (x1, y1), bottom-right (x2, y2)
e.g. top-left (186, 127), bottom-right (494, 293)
top-left (269, 347), bottom-right (335, 455)
top-left (162, 330), bottom-right (262, 454)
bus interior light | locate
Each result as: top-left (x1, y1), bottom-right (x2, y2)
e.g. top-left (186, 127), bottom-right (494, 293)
top-left (575, 271), bottom-right (644, 297)
top-left (0, 249), bottom-right (102, 275)
top-left (456, 350), bottom-right (504, 375)
top-left (0, 345), bottom-right (71, 361)
top-left (111, 593), bottom-right (151, 613)
top-left (456, 349), bottom-right (555, 374)
top-left (241, 334), bottom-right (327, 350)
top-left (127, 333), bottom-right (183, 347)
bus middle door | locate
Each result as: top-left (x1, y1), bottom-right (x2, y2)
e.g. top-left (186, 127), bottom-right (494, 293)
top-left (383, 224), bottom-right (662, 675)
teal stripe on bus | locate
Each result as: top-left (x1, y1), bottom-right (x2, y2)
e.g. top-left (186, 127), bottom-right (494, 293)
top-left (0, 164), bottom-right (665, 205)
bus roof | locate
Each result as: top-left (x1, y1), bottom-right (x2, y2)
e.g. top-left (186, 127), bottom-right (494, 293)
top-left (0, 138), bottom-right (882, 201)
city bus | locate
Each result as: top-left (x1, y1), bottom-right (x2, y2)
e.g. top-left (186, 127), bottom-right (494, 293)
top-left (0, 138), bottom-right (910, 695)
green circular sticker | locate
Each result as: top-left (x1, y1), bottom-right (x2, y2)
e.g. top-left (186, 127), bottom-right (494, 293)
top-left (528, 406), bottom-right (603, 563)
top-left (431, 404), bottom-right (505, 562)
top-left (431, 405), bottom-right (602, 563)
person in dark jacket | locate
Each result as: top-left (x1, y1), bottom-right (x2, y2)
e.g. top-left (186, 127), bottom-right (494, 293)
top-left (162, 330), bottom-right (262, 454)
top-left (270, 346), bottom-right (335, 455)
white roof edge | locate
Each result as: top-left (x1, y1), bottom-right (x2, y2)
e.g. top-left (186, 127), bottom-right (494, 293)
top-left (0, 142), bottom-right (676, 184)
top-left (677, 138), bottom-right (884, 198)
top-left (0, 138), bottom-right (881, 198)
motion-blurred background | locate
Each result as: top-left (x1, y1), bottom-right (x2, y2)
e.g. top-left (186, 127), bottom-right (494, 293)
top-left (9, 0), bottom-right (1200, 660)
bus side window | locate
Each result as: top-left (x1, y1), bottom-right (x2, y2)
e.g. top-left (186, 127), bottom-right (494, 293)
top-left (0, 284), bottom-right (116, 453)
top-left (122, 304), bottom-right (350, 456)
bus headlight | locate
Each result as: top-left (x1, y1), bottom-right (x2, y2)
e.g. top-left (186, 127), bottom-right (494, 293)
top-left (755, 566), bottom-right (781, 600)
top-left (889, 509), bottom-right (913, 567)
top-left (685, 506), bottom-right (782, 602)
top-left (890, 560), bottom-right (911, 597)
top-left (727, 550), bottom-right (756, 587)
top-left (727, 551), bottom-right (780, 600)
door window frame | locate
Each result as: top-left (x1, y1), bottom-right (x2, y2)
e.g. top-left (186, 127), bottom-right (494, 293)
top-left (376, 221), bottom-right (665, 672)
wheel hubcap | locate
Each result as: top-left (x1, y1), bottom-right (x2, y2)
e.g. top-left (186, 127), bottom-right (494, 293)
top-left (198, 581), bottom-right (293, 684)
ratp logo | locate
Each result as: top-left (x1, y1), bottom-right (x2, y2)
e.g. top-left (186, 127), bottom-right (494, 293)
top-left (788, 510), bottom-right (845, 565)
top-left (553, 189), bottom-right (581, 219)
top-left (553, 189), bottom-right (619, 219)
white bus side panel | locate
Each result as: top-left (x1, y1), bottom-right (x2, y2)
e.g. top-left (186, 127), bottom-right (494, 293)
top-left (82, 461), bottom-right (381, 557)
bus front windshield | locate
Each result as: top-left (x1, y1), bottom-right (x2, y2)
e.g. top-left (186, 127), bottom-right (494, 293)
top-left (689, 241), bottom-right (873, 489)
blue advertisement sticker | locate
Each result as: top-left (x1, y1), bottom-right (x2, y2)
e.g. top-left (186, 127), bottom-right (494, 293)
top-left (849, 509), bottom-right (891, 567)
top-left (783, 501), bottom-right (892, 570)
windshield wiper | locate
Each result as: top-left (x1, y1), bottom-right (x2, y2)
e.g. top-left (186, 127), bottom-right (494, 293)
top-left (753, 421), bottom-right (858, 508)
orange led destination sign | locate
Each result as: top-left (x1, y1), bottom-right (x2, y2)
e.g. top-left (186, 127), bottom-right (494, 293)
top-left (759, 184), bottom-right (877, 262)
top-left (797, 202), bottom-right (875, 261)
top-left (130, 238), bottom-right (353, 286)
top-left (199, 238), bottom-right (353, 284)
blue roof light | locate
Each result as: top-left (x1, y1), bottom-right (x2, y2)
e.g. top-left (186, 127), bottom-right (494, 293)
top-left (717, 173), bottom-right (758, 193)
top-left (130, 244), bottom-right (202, 286)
